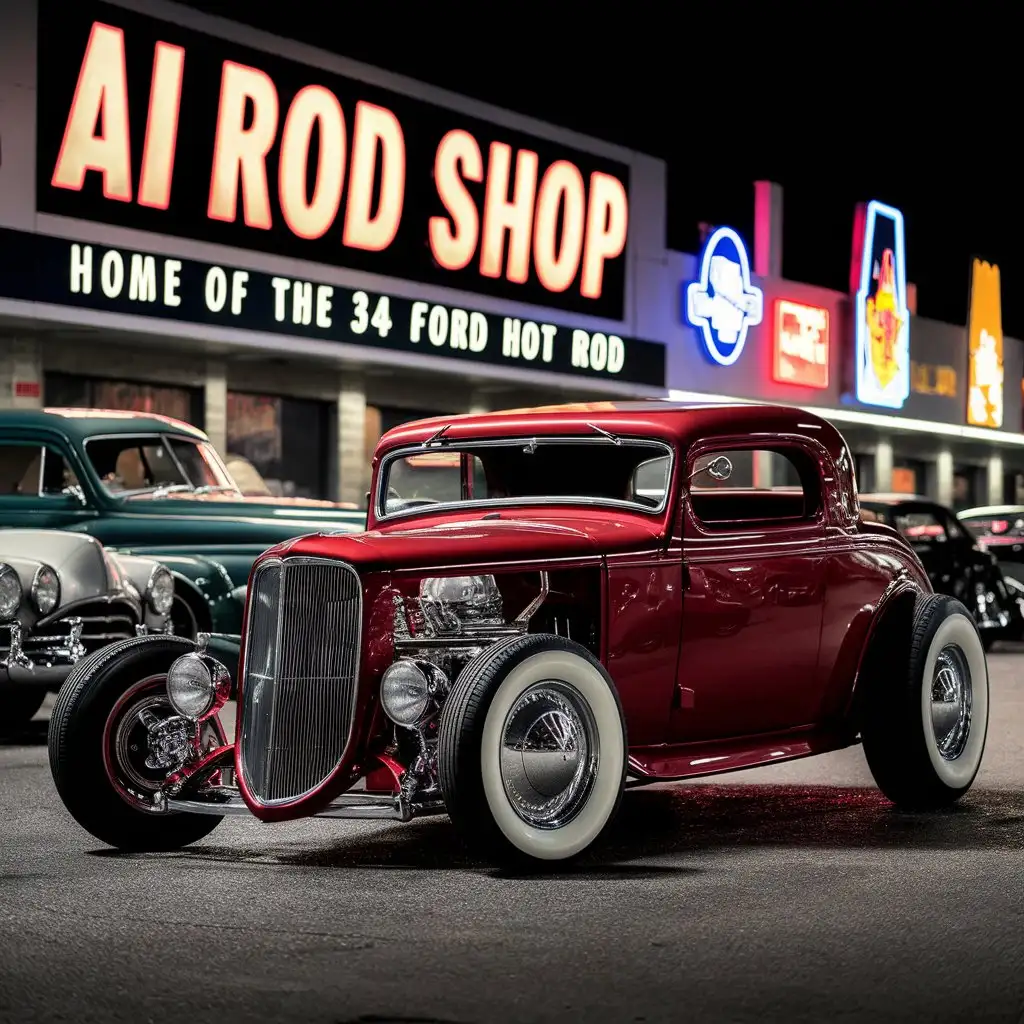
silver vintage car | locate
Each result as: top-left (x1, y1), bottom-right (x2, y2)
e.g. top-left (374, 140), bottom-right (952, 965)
top-left (0, 530), bottom-right (174, 728)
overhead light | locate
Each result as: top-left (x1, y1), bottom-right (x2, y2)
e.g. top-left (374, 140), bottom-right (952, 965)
top-left (665, 389), bottom-right (1024, 447)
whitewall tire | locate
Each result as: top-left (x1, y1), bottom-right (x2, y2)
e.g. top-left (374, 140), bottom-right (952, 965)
top-left (438, 634), bottom-right (626, 864)
top-left (862, 593), bottom-right (988, 809)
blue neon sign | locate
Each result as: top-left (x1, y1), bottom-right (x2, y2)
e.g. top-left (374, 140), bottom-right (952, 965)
top-left (684, 227), bottom-right (763, 366)
top-left (854, 200), bottom-right (910, 409)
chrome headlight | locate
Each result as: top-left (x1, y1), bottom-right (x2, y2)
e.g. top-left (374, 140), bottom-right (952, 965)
top-left (0, 563), bottom-right (22, 620)
top-left (145, 566), bottom-right (175, 616)
top-left (31, 565), bottom-right (60, 615)
top-left (380, 659), bottom-right (449, 728)
top-left (166, 652), bottom-right (231, 721)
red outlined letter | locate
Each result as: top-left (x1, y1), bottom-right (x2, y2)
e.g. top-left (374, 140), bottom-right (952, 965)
top-left (50, 22), bottom-right (133, 202)
top-left (279, 85), bottom-right (346, 240)
top-left (533, 160), bottom-right (585, 294)
top-left (428, 129), bottom-right (483, 271)
top-left (342, 101), bottom-right (405, 252)
top-left (138, 41), bottom-right (185, 210)
top-left (480, 142), bottom-right (538, 284)
top-left (207, 61), bottom-right (279, 229)
top-left (581, 172), bottom-right (628, 300)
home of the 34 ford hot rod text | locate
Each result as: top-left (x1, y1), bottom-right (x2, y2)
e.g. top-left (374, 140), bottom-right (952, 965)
top-left (48, 402), bottom-right (988, 863)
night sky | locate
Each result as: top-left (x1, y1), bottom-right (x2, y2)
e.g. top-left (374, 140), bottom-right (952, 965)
top-left (180, 2), bottom-right (1017, 335)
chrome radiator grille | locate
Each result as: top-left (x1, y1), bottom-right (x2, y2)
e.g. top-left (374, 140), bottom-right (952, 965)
top-left (239, 556), bottom-right (362, 805)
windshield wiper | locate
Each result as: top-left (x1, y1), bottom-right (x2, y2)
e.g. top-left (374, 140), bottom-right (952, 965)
top-left (587, 422), bottom-right (621, 444)
top-left (423, 424), bottom-right (452, 446)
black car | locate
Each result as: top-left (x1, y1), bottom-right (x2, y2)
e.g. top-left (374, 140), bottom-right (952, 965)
top-left (957, 505), bottom-right (1024, 582)
top-left (860, 494), bottom-right (1024, 649)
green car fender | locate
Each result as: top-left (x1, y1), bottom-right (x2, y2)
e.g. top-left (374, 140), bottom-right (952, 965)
top-left (155, 555), bottom-right (245, 636)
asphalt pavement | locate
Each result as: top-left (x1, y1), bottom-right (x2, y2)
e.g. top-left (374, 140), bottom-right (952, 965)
top-left (2, 650), bottom-right (1023, 1023)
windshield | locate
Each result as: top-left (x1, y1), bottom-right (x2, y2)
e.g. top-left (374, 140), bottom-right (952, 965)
top-left (84, 434), bottom-right (238, 498)
top-left (377, 439), bottom-right (673, 518)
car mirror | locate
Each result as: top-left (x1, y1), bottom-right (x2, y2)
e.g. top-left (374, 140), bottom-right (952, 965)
top-left (690, 455), bottom-right (732, 483)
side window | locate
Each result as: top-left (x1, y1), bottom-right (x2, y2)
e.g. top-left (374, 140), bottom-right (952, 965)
top-left (630, 455), bottom-right (671, 508)
top-left (893, 510), bottom-right (947, 542)
top-left (687, 446), bottom-right (822, 528)
top-left (0, 443), bottom-right (79, 498)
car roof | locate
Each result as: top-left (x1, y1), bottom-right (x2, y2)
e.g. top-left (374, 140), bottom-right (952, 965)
top-left (958, 505), bottom-right (1024, 518)
top-left (376, 400), bottom-right (852, 461)
top-left (0, 407), bottom-right (209, 443)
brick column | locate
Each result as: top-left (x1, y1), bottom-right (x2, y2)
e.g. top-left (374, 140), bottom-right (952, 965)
top-left (0, 338), bottom-right (42, 409)
top-left (204, 360), bottom-right (228, 454)
top-left (337, 377), bottom-right (368, 505)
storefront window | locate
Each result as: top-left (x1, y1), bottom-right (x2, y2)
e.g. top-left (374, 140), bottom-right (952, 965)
top-left (892, 460), bottom-right (927, 496)
top-left (45, 372), bottom-right (204, 425)
top-left (853, 454), bottom-right (874, 493)
top-left (953, 466), bottom-right (982, 511)
top-left (226, 391), bottom-right (328, 499)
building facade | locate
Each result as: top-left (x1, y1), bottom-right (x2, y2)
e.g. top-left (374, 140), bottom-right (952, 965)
top-left (1, 0), bottom-right (1021, 508)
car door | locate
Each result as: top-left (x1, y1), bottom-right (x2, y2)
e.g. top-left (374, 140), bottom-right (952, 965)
top-left (0, 438), bottom-right (98, 531)
top-left (671, 441), bottom-right (827, 742)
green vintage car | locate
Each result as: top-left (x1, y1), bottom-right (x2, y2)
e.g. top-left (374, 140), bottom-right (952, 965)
top-left (0, 408), bottom-right (366, 638)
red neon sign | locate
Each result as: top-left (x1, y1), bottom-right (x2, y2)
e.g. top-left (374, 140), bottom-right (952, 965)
top-left (773, 300), bottom-right (829, 389)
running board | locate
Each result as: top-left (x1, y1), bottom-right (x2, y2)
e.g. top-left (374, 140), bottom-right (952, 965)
top-left (161, 791), bottom-right (447, 821)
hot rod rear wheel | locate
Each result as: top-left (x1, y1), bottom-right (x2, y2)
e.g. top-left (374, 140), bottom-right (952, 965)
top-left (438, 633), bottom-right (626, 865)
top-left (48, 636), bottom-right (224, 851)
top-left (861, 593), bottom-right (989, 810)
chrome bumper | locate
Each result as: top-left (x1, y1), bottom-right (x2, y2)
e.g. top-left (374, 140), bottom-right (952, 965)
top-left (0, 619), bottom-right (85, 685)
top-left (160, 790), bottom-right (446, 822)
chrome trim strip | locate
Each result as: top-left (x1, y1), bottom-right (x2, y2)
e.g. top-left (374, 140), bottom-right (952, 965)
top-left (374, 435), bottom-right (674, 523)
top-left (164, 792), bottom-right (446, 821)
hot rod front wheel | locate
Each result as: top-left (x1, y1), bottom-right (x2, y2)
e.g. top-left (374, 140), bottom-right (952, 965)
top-left (861, 593), bottom-right (989, 810)
top-left (438, 633), bottom-right (627, 864)
top-left (48, 636), bottom-right (225, 851)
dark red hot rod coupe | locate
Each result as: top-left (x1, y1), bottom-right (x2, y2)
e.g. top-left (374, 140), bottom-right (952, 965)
top-left (48, 402), bottom-right (989, 863)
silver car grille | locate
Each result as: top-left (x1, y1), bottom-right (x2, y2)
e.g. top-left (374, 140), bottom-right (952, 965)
top-left (239, 556), bottom-right (362, 805)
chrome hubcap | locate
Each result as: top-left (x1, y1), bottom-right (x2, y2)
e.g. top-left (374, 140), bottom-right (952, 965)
top-left (500, 682), bottom-right (599, 829)
top-left (930, 644), bottom-right (973, 761)
top-left (114, 694), bottom-right (192, 796)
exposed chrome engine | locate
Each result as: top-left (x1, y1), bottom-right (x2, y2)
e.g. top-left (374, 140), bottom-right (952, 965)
top-left (379, 571), bottom-right (550, 806)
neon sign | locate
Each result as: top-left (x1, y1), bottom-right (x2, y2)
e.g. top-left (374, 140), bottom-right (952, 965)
top-left (773, 300), bottom-right (829, 389)
top-left (685, 227), bottom-right (763, 366)
top-left (852, 200), bottom-right (910, 408)
top-left (967, 259), bottom-right (1003, 428)
top-left (36, 2), bottom-right (631, 319)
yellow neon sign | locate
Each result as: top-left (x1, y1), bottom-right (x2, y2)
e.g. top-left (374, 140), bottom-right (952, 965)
top-left (967, 259), bottom-right (1003, 428)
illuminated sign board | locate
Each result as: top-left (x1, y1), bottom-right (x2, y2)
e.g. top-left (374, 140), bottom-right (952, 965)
top-left (772, 300), bottom-right (829, 389)
top-left (0, 227), bottom-right (666, 386)
top-left (851, 200), bottom-right (910, 408)
top-left (967, 259), bottom-right (1004, 428)
top-left (911, 362), bottom-right (957, 398)
top-left (35, 0), bottom-right (630, 319)
top-left (684, 227), bottom-right (763, 366)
